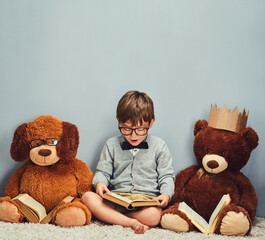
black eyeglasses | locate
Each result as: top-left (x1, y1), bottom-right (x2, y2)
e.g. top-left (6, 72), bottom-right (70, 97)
top-left (118, 124), bottom-right (150, 136)
top-left (29, 138), bottom-right (59, 148)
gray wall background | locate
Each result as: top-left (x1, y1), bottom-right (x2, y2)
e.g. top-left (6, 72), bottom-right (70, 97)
top-left (1, 1), bottom-right (265, 217)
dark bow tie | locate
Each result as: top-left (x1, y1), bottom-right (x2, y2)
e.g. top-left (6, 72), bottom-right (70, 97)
top-left (121, 141), bottom-right (148, 150)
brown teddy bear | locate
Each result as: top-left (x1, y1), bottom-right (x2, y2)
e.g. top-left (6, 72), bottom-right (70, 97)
top-left (0, 115), bottom-right (94, 226)
top-left (160, 105), bottom-right (259, 236)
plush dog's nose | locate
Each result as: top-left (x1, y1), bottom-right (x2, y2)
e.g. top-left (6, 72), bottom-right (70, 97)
top-left (38, 149), bottom-right (52, 156)
top-left (207, 160), bottom-right (219, 169)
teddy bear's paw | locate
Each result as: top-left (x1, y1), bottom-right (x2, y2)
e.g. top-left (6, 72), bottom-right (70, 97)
top-left (220, 211), bottom-right (249, 236)
top-left (160, 213), bottom-right (189, 232)
top-left (0, 200), bottom-right (21, 223)
top-left (55, 206), bottom-right (87, 227)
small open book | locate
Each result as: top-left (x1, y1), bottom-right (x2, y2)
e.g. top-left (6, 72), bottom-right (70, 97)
top-left (12, 193), bottom-right (74, 223)
top-left (178, 194), bottom-right (231, 234)
top-left (103, 192), bottom-right (159, 210)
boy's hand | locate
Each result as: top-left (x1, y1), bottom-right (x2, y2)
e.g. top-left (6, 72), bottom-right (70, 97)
top-left (152, 194), bottom-right (170, 208)
top-left (96, 182), bottom-right (111, 198)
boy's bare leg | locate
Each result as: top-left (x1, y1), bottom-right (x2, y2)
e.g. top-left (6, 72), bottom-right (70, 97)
top-left (81, 192), bottom-right (149, 234)
top-left (126, 206), bottom-right (162, 227)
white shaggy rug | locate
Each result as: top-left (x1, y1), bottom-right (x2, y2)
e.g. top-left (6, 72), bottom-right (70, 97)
top-left (1, 217), bottom-right (265, 240)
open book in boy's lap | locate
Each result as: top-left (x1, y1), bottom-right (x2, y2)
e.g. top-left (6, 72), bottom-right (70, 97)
top-left (103, 192), bottom-right (159, 210)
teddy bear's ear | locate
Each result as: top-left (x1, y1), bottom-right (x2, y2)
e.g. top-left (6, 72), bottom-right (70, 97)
top-left (10, 123), bottom-right (30, 162)
top-left (240, 127), bottom-right (259, 151)
top-left (56, 122), bottom-right (79, 162)
top-left (194, 120), bottom-right (208, 136)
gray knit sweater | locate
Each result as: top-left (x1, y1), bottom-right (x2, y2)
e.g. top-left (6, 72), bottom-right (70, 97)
top-left (93, 134), bottom-right (175, 198)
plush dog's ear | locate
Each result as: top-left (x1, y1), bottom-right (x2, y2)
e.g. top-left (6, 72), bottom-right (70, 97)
top-left (194, 120), bottom-right (208, 136)
top-left (10, 123), bottom-right (30, 162)
top-left (57, 122), bottom-right (79, 162)
top-left (240, 127), bottom-right (259, 151)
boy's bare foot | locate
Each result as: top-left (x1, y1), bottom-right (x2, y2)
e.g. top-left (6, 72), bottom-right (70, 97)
top-left (131, 219), bottom-right (150, 234)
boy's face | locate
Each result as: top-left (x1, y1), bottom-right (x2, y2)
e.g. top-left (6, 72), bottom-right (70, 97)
top-left (118, 119), bottom-right (155, 146)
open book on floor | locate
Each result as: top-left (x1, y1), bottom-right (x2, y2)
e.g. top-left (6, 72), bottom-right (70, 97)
top-left (103, 192), bottom-right (159, 210)
top-left (178, 194), bottom-right (231, 234)
top-left (12, 193), bottom-right (74, 223)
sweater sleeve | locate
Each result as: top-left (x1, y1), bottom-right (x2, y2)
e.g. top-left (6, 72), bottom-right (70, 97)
top-left (156, 143), bottom-right (175, 199)
top-left (92, 143), bottom-right (114, 188)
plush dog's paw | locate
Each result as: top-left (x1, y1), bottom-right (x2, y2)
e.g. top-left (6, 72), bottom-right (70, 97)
top-left (55, 207), bottom-right (86, 227)
top-left (161, 213), bottom-right (189, 232)
top-left (220, 211), bottom-right (250, 236)
top-left (0, 201), bottom-right (21, 223)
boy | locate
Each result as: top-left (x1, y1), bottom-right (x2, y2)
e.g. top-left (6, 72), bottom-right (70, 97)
top-left (81, 91), bottom-right (174, 234)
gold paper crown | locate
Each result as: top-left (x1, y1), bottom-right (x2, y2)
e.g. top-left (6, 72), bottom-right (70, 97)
top-left (208, 104), bottom-right (249, 132)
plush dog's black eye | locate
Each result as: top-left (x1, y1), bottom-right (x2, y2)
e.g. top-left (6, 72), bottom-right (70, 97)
top-left (221, 151), bottom-right (225, 157)
top-left (206, 148), bottom-right (210, 153)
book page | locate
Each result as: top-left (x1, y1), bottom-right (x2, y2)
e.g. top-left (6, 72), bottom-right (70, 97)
top-left (13, 194), bottom-right (47, 221)
top-left (131, 199), bottom-right (157, 202)
top-left (178, 202), bottom-right (209, 233)
top-left (40, 196), bottom-right (74, 224)
top-left (103, 193), bottom-right (159, 209)
top-left (13, 200), bottom-right (40, 223)
top-left (105, 192), bottom-right (133, 204)
top-left (209, 194), bottom-right (231, 232)
top-left (131, 201), bottom-right (159, 207)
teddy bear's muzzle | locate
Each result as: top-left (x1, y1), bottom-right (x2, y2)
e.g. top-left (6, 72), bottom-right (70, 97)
top-left (29, 145), bottom-right (60, 166)
top-left (202, 154), bottom-right (228, 174)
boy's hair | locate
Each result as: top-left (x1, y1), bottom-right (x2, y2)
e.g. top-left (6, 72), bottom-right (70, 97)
top-left (116, 91), bottom-right (155, 125)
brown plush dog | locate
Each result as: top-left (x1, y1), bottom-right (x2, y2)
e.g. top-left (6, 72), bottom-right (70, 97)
top-left (161, 119), bottom-right (259, 236)
top-left (0, 115), bottom-right (94, 226)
